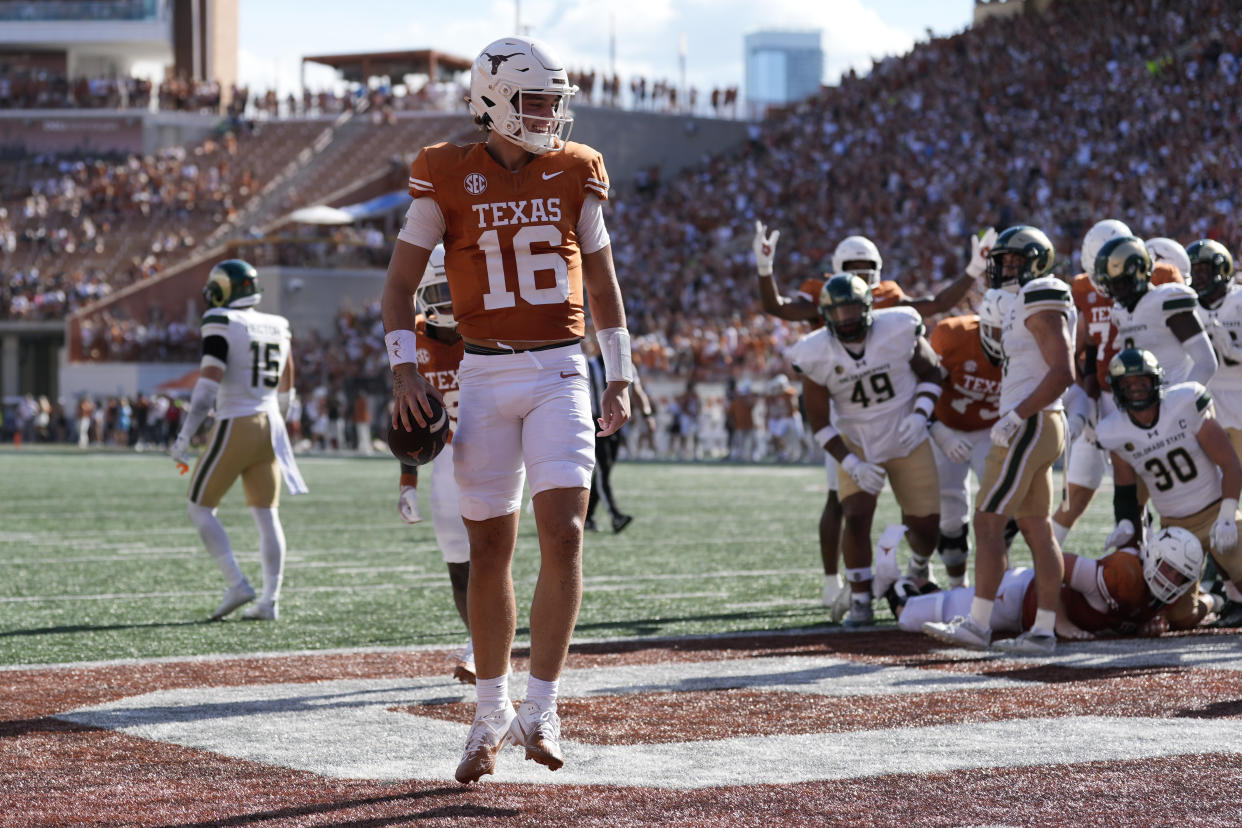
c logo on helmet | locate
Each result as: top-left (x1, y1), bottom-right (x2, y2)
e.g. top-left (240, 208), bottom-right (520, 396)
top-left (463, 173), bottom-right (488, 196)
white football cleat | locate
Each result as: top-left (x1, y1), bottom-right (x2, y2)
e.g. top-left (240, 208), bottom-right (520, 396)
top-left (455, 705), bottom-right (517, 784)
top-left (992, 628), bottom-right (1056, 656)
top-left (842, 598), bottom-right (874, 628)
top-left (398, 485), bottom-right (423, 525)
top-left (508, 700), bottom-right (564, 771)
top-left (922, 615), bottom-right (991, 650)
top-left (821, 574), bottom-right (844, 608)
top-left (829, 584), bottom-right (852, 623)
top-left (242, 600), bottom-right (279, 621)
top-left (210, 581), bottom-right (255, 621)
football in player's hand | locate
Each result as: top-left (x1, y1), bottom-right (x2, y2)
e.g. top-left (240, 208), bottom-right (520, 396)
top-left (388, 396), bottom-right (450, 465)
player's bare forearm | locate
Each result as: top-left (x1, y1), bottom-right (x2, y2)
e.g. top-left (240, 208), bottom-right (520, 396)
top-left (582, 245), bottom-right (627, 332)
top-left (758, 274), bottom-right (819, 321)
top-left (381, 240), bottom-right (431, 334)
top-left (911, 273), bottom-right (974, 317)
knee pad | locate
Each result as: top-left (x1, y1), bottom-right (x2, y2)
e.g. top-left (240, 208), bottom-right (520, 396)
top-left (937, 525), bottom-right (970, 568)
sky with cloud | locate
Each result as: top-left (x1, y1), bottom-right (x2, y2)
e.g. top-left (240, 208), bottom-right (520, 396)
top-left (237, 0), bottom-right (974, 97)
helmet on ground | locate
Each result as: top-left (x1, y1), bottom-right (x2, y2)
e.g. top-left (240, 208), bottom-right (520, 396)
top-left (1142, 526), bottom-right (1203, 604)
top-left (203, 259), bottom-right (261, 308)
top-left (468, 35), bottom-right (577, 155)
top-left (1186, 239), bottom-right (1234, 302)
top-left (1145, 237), bottom-right (1190, 280)
top-left (831, 236), bottom-right (883, 286)
top-left (1081, 219), bottom-right (1131, 275)
top-left (987, 225), bottom-right (1055, 290)
top-left (415, 245), bottom-right (454, 330)
top-left (1094, 235), bottom-right (1152, 312)
top-left (1107, 347), bottom-right (1163, 412)
top-left (818, 273), bottom-right (874, 343)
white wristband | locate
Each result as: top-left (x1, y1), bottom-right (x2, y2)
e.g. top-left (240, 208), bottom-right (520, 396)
top-left (596, 326), bottom-right (634, 383)
top-left (1220, 498), bottom-right (1239, 522)
top-left (385, 329), bottom-right (417, 368)
top-left (814, 424), bottom-right (840, 448)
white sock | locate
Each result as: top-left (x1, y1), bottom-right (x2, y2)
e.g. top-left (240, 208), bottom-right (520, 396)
top-left (948, 574), bottom-right (966, 589)
top-left (524, 675), bottom-right (559, 711)
top-left (187, 503), bottom-right (245, 587)
top-left (970, 596), bottom-right (993, 630)
top-left (1053, 520), bottom-right (1070, 546)
top-left (475, 673), bottom-right (509, 717)
top-left (1032, 608), bottom-right (1057, 636)
top-left (250, 506), bottom-right (286, 603)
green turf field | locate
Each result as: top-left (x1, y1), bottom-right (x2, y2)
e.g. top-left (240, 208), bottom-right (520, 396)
top-left (0, 447), bottom-right (1115, 666)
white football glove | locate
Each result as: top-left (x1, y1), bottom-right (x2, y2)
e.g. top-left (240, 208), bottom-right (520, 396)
top-left (1104, 519), bottom-right (1136, 551)
top-left (965, 227), bottom-right (999, 279)
top-left (1211, 518), bottom-right (1237, 553)
top-left (930, 421), bottom-right (973, 464)
top-left (753, 220), bottom-right (779, 276)
top-left (169, 435), bottom-right (193, 472)
top-left (841, 453), bottom-right (886, 495)
top-left (896, 412), bottom-right (929, 455)
top-left (398, 485), bottom-right (423, 525)
top-left (990, 409), bottom-right (1025, 447)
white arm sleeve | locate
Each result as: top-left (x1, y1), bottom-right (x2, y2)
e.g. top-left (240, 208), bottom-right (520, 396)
top-left (577, 194), bottom-right (610, 254)
top-left (397, 197), bottom-right (446, 249)
top-left (1183, 332), bottom-right (1218, 387)
top-left (177, 377), bottom-right (220, 441)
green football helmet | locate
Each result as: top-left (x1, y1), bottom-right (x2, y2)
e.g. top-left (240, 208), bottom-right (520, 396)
top-left (1186, 239), bottom-right (1234, 304)
top-left (1094, 236), bottom-right (1152, 312)
top-left (986, 225), bottom-right (1055, 290)
top-left (818, 273), bottom-right (874, 342)
top-left (1107, 348), bottom-right (1163, 412)
top-left (203, 259), bottom-right (261, 309)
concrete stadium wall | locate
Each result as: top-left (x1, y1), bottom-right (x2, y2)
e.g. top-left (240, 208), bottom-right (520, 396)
top-left (569, 105), bottom-right (753, 196)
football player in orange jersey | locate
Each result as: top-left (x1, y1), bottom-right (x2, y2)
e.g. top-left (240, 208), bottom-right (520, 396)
top-left (381, 36), bottom-right (632, 785)
top-left (894, 527), bottom-right (1217, 636)
top-left (1052, 221), bottom-right (1197, 547)
top-left (395, 246), bottom-right (475, 685)
top-left (924, 292), bottom-right (1006, 589)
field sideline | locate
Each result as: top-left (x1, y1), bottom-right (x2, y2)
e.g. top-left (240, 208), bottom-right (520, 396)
top-left (0, 446), bottom-right (1118, 667)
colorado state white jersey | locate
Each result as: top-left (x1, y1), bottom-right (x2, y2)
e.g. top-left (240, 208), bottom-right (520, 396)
top-left (788, 306), bottom-right (924, 464)
top-left (998, 277), bottom-right (1074, 413)
top-left (200, 307), bottom-right (292, 420)
top-left (1095, 382), bottom-right (1218, 519)
top-left (1201, 285), bottom-right (1242, 429)
top-left (1110, 283), bottom-right (1200, 383)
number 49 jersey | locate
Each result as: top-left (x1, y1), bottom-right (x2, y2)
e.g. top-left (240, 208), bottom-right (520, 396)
top-left (788, 306), bottom-right (925, 464)
top-left (1094, 382), bottom-right (1218, 520)
top-left (408, 141), bottom-right (609, 343)
top-left (200, 306), bottom-right (292, 420)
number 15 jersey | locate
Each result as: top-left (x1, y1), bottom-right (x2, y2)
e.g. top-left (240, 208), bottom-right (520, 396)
top-left (200, 306), bottom-right (292, 420)
top-left (407, 141), bottom-right (610, 343)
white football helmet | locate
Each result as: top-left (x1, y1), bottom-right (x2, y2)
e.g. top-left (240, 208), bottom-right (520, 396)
top-left (468, 36), bottom-right (577, 155)
top-left (415, 245), bottom-right (454, 330)
top-left (1142, 526), bottom-right (1203, 604)
top-left (977, 288), bottom-right (1009, 363)
top-left (831, 236), bottom-right (883, 286)
top-left (1080, 219), bottom-right (1131, 277)
top-left (1145, 237), bottom-right (1191, 280)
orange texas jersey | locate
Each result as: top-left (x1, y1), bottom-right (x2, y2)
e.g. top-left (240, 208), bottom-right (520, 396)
top-left (1073, 262), bottom-right (1186, 388)
top-left (1021, 549), bottom-right (1160, 634)
top-left (414, 316), bottom-right (464, 425)
top-left (928, 314), bottom-right (1002, 433)
top-left (407, 141), bottom-right (609, 343)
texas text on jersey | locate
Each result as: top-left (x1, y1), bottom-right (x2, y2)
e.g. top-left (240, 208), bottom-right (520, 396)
top-left (929, 314), bottom-right (1002, 433)
top-left (414, 316), bottom-right (464, 426)
top-left (407, 141), bottom-right (609, 343)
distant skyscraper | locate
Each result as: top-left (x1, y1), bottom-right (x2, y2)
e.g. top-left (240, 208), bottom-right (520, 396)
top-left (744, 30), bottom-right (823, 118)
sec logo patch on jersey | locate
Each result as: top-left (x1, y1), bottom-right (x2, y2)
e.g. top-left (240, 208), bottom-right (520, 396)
top-left (463, 173), bottom-right (487, 195)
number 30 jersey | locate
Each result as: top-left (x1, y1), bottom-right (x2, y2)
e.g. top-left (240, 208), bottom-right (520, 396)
top-left (1095, 382), bottom-right (1218, 519)
top-left (407, 141), bottom-right (609, 343)
top-left (788, 306), bottom-right (925, 464)
top-left (200, 306), bottom-right (292, 420)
